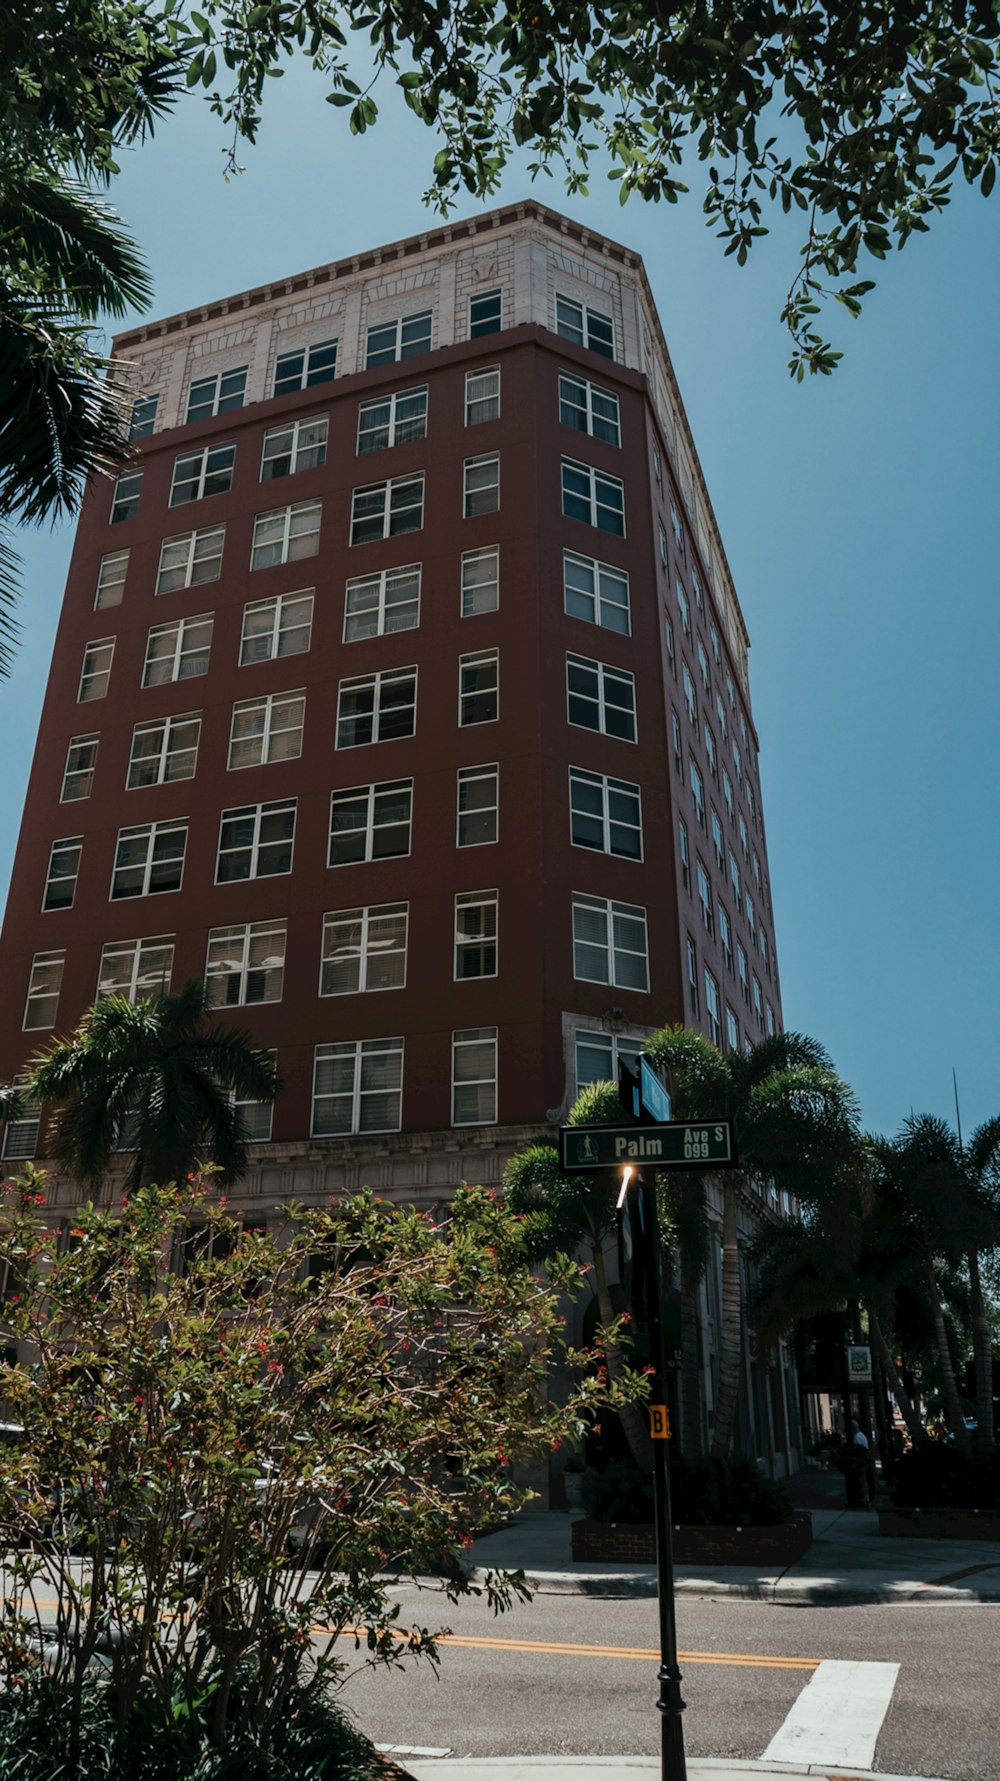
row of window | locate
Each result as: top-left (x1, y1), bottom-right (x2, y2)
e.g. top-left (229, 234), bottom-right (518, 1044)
top-left (678, 811), bottom-right (773, 978)
top-left (686, 930), bottom-right (775, 1051)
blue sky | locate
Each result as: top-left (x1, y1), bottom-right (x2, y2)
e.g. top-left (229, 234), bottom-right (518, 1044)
top-left (5, 60), bottom-right (998, 1137)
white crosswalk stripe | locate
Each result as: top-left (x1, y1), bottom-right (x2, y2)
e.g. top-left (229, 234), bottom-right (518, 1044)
top-left (762, 1656), bottom-right (900, 1770)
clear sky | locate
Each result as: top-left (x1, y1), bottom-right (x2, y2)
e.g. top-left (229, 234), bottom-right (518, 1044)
top-left (5, 59), bottom-right (998, 1139)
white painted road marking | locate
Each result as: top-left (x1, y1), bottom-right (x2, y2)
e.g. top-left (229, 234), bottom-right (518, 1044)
top-left (762, 1657), bottom-right (899, 1770)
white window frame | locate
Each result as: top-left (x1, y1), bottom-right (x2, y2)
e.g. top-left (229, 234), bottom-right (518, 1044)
top-left (228, 691), bottom-right (305, 770)
top-left (454, 889), bottom-right (498, 980)
top-left (142, 614), bottom-right (213, 687)
top-left (365, 308), bottom-right (432, 368)
top-left (312, 1038), bottom-right (404, 1135)
top-left (110, 471), bottom-right (142, 523)
top-left (205, 920), bottom-right (287, 1007)
top-left (343, 565), bottom-right (420, 641)
top-left (561, 458), bottom-right (625, 535)
top-left (461, 546), bottom-right (499, 617)
top-left (42, 838), bottom-right (82, 912)
top-left (356, 386), bottom-right (428, 454)
top-left (95, 550), bottom-right (129, 609)
top-left (336, 667), bottom-right (417, 749)
top-left (696, 859), bottom-right (714, 935)
top-left (240, 591), bottom-right (314, 665)
top-left (127, 712), bottom-right (201, 788)
top-left (185, 364), bottom-right (247, 423)
top-left (273, 337), bottom-right (337, 396)
top-left (451, 1027), bottom-right (497, 1126)
top-left (465, 366), bottom-right (500, 425)
top-left (328, 779), bottom-right (412, 867)
top-left (129, 393), bottom-right (158, 440)
top-left (566, 652), bottom-right (636, 742)
top-left (320, 903), bottom-right (408, 996)
top-left (169, 443), bottom-right (235, 506)
top-left (97, 936), bottom-right (174, 1002)
top-left (110, 819), bottom-right (188, 900)
top-left (2, 1074), bottom-right (41, 1158)
top-left (458, 649), bottom-right (498, 726)
top-left (468, 289), bottom-right (502, 337)
top-left (250, 499), bottom-right (322, 571)
top-left (456, 763), bottom-right (498, 847)
top-left (79, 637), bottom-right (115, 702)
top-left (23, 952), bottom-right (64, 1031)
top-left (704, 968), bottom-right (722, 1047)
top-left (260, 416), bottom-right (328, 481)
top-left (215, 799), bottom-right (296, 884)
top-left (155, 525), bottom-right (225, 595)
top-left (574, 1028), bottom-right (646, 1096)
top-left (558, 372), bottom-right (621, 446)
top-left (563, 550), bottom-right (630, 635)
top-left (569, 767), bottom-right (642, 861)
top-left (350, 473), bottom-right (425, 545)
top-left (463, 453), bottom-right (500, 517)
top-left (555, 293), bottom-right (614, 357)
top-left (571, 893), bottom-right (649, 992)
top-left (689, 758), bottom-right (705, 827)
top-left (61, 734), bottom-right (99, 802)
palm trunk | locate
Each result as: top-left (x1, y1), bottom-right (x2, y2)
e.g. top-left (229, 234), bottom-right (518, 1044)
top-left (710, 1181), bottom-right (742, 1461)
top-left (868, 1306), bottom-right (925, 1445)
top-left (591, 1240), bottom-right (654, 1471)
top-left (680, 1254), bottom-right (703, 1457)
top-left (924, 1257), bottom-right (971, 1455)
top-left (968, 1247), bottom-right (995, 1450)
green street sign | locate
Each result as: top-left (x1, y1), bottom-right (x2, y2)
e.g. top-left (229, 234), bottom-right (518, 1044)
top-left (559, 1120), bottom-right (737, 1173)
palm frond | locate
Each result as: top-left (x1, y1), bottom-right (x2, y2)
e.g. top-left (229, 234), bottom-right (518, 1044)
top-left (0, 522), bottom-right (23, 677)
top-left (2, 170), bottom-right (152, 319)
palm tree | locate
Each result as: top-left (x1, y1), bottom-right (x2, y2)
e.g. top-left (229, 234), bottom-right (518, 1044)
top-left (27, 979), bottom-right (278, 1193)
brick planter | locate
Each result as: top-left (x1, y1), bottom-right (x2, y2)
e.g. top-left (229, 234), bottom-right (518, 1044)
top-left (571, 1511), bottom-right (812, 1567)
top-left (878, 1506), bottom-right (1000, 1540)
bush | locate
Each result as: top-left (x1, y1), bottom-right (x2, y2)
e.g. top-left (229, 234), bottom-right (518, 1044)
top-left (586, 1455), bottom-right (793, 1527)
top-left (890, 1444), bottom-right (1000, 1511)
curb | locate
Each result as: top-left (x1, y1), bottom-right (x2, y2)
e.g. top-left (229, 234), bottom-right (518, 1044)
top-left (467, 1565), bottom-right (1000, 1605)
top-left (403, 1760), bottom-right (952, 1781)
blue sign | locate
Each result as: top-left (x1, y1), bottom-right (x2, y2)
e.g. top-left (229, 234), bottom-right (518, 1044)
top-left (640, 1055), bottom-right (672, 1124)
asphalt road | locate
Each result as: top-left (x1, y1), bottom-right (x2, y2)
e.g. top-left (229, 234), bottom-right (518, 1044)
top-left (336, 1588), bottom-right (1000, 1781)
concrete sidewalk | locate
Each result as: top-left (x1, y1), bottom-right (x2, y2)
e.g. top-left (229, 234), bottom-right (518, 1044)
top-left (402, 1759), bottom-right (950, 1781)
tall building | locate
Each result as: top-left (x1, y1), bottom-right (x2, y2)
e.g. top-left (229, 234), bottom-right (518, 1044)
top-left (0, 202), bottom-right (797, 1468)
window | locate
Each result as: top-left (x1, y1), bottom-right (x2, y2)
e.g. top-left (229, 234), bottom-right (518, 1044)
top-left (457, 764), bottom-right (498, 846)
top-left (156, 526), bottom-right (224, 594)
top-left (129, 394), bottom-right (158, 440)
top-left (329, 780), bottom-right (411, 866)
top-left (738, 813), bottom-right (750, 859)
top-left (205, 920), bottom-right (286, 1007)
top-left (752, 974), bottom-right (764, 1030)
top-left (575, 1030), bottom-right (644, 1093)
top-left (336, 668), bottom-right (416, 748)
top-left (696, 859), bottom-right (713, 935)
top-left (678, 815), bottom-right (690, 891)
top-left (111, 819), bottom-right (188, 899)
top-left (458, 650), bottom-right (498, 725)
top-left (320, 903), bottom-right (407, 995)
top-left (465, 367), bottom-right (500, 424)
top-left (704, 722), bottom-right (718, 782)
top-left (24, 951), bottom-right (64, 1030)
top-left (452, 1027), bottom-right (497, 1125)
top-left (95, 550), bottom-right (129, 609)
top-left (229, 691), bottom-right (305, 769)
top-left (745, 891), bottom-right (757, 941)
top-left (572, 894), bottom-right (648, 991)
top-left (344, 564), bottom-right (420, 640)
top-left (692, 569), bottom-right (704, 612)
top-left (469, 289), bottom-right (502, 336)
top-left (682, 663), bottom-right (696, 725)
top-left (454, 890), bottom-right (498, 980)
top-left (726, 1005), bottom-right (740, 1053)
top-left (689, 758), bottom-right (705, 827)
top-left (216, 800), bottom-right (295, 883)
top-left (664, 613), bottom-right (675, 674)
top-left (676, 581), bottom-right (690, 635)
top-left (561, 458), bottom-right (624, 535)
top-left (719, 902), bottom-right (733, 973)
top-left (721, 771), bottom-right (734, 824)
top-left (186, 365), bottom-right (247, 423)
top-left (704, 968), bottom-right (722, 1047)
top-left (569, 767), bottom-right (642, 860)
top-left (729, 851), bottom-right (742, 906)
top-left (234, 1056), bottom-right (276, 1141)
top-left (273, 337), bottom-right (337, 396)
top-left (766, 1001), bottom-right (776, 1038)
top-left (240, 591), bottom-right (313, 664)
top-left (726, 670), bottom-right (736, 709)
top-left (566, 652), bottom-right (636, 741)
top-left (97, 936), bottom-right (174, 1001)
top-left (710, 806), bottom-right (724, 869)
top-left (461, 546), bottom-right (498, 616)
top-left (169, 443), bottom-right (235, 506)
top-left (127, 713), bottom-right (201, 787)
top-left (652, 444), bottom-right (662, 487)
top-left (555, 294), bottom-right (613, 358)
top-left (365, 309), bottom-right (432, 368)
top-left (686, 936), bottom-right (699, 1017)
top-left (737, 942), bottom-right (750, 1006)
top-left (110, 471), bottom-right (142, 523)
top-left (250, 499), bottom-right (321, 570)
top-left (671, 708), bottom-right (683, 776)
top-left (563, 550), bottom-right (630, 634)
top-left (670, 501), bottom-right (683, 550)
top-left (261, 417), bottom-right (328, 480)
top-left (697, 640), bottom-right (710, 694)
top-left (659, 524), bottom-right (668, 567)
top-left (42, 838), bottom-right (81, 911)
top-left (312, 1038), bottom-right (403, 1135)
top-left (142, 614), bottom-right (213, 686)
top-left (350, 473), bottom-right (424, 544)
top-left (732, 738), bottom-right (744, 784)
top-left (79, 637), bottom-right (114, 702)
top-left (463, 452), bottom-right (499, 517)
top-left (2, 1076), bottom-right (41, 1159)
top-left (61, 734), bottom-right (98, 802)
top-left (558, 372), bottom-right (620, 446)
top-left (760, 927), bottom-right (771, 980)
top-left (716, 691), bottom-right (728, 740)
top-left (357, 387), bottom-right (427, 454)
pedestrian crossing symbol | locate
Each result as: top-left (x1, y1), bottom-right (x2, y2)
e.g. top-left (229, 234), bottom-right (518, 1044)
top-left (650, 1403), bottom-right (670, 1439)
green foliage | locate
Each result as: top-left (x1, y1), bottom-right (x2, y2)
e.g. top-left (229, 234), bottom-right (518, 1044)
top-left (890, 1444), bottom-right (1000, 1512)
top-left (503, 1080), bottom-right (627, 1253)
top-left (586, 1454), bottom-right (792, 1527)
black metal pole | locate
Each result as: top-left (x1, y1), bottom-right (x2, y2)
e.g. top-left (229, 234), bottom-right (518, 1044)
top-left (639, 1171), bottom-right (687, 1781)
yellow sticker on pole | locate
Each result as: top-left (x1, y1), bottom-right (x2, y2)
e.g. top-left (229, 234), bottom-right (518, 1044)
top-left (650, 1403), bottom-right (670, 1439)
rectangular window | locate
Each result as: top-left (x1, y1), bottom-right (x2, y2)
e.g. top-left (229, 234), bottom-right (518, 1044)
top-left (312, 1038), bottom-right (403, 1135)
top-left (687, 935), bottom-right (700, 1017)
top-left (357, 386), bottom-right (427, 454)
top-left (350, 473), bottom-right (424, 545)
top-left (697, 637), bottom-right (711, 691)
top-left (110, 471), bottom-right (142, 524)
top-left (730, 851), bottom-right (742, 906)
top-left (454, 890), bottom-right (497, 980)
top-left (461, 546), bottom-right (499, 616)
top-left (129, 394), bottom-right (158, 440)
top-left (704, 968), bottom-right (722, 1047)
top-left (719, 902), bottom-right (733, 973)
top-left (79, 637), bottom-right (114, 702)
top-left (677, 581), bottom-right (690, 634)
top-left (228, 691), bottom-right (305, 769)
top-left (752, 974), bottom-right (764, 1030)
top-left (156, 525), bottom-right (225, 594)
top-left (671, 501), bottom-right (684, 550)
top-left (563, 550), bottom-right (630, 635)
top-left (127, 712), bottom-right (201, 788)
top-left (558, 373), bottom-right (620, 446)
top-left (561, 458), bottom-right (625, 535)
top-left (234, 1054), bottom-right (276, 1141)
top-left (24, 951), bottom-right (64, 1030)
top-left (704, 723), bottom-right (718, 782)
top-left (575, 1030), bottom-right (644, 1094)
top-left (344, 564), bottom-right (420, 640)
top-left (726, 1005), bottom-right (740, 1052)
top-left (723, 769), bottom-right (734, 821)
top-left (678, 815), bottom-right (690, 891)
top-left (665, 615), bottom-right (675, 674)
top-left (566, 652), bottom-right (636, 741)
top-left (95, 550), bottom-right (129, 609)
top-left (469, 289), bottom-right (502, 337)
top-left (711, 807), bottom-right (725, 870)
top-left (61, 734), bottom-right (99, 802)
top-left (216, 800), bottom-right (296, 883)
top-left (569, 767), bottom-right (642, 860)
top-left (42, 838), bottom-right (82, 911)
top-left (365, 309), bottom-right (432, 368)
top-left (682, 663), bottom-right (697, 724)
top-left (555, 294), bottom-right (614, 358)
top-left (463, 453), bottom-right (499, 517)
top-left (745, 891), bottom-right (757, 940)
top-left (111, 819), bottom-right (188, 899)
top-left (240, 591), bottom-right (313, 665)
top-left (336, 668), bottom-right (416, 748)
top-left (250, 499), bottom-right (321, 570)
top-left (739, 813), bottom-right (750, 859)
top-left (320, 903), bottom-right (408, 995)
top-left (97, 935), bottom-right (174, 1001)
top-left (452, 1027), bottom-right (497, 1125)
top-left (572, 893), bottom-right (649, 991)
top-left (186, 365), bottom-right (247, 423)
top-left (2, 1075), bottom-right (40, 1159)
top-left (205, 920), bottom-right (286, 1007)
top-left (260, 417), bottom-right (328, 481)
top-left (457, 763), bottom-right (498, 847)
top-left (459, 649), bottom-right (498, 725)
top-left (696, 859), bottom-right (714, 935)
top-left (689, 758), bottom-right (705, 827)
top-left (465, 366), bottom-right (500, 424)
top-left (273, 337), bottom-right (337, 396)
top-left (766, 1001), bottom-right (776, 1038)
top-left (328, 779), bottom-right (412, 866)
top-left (737, 942), bottom-right (750, 1005)
top-left (142, 614), bottom-right (213, 687)
top-left (169, 443), bottom-right (235, 506)
top-left (671, 709), bottom-right (683, 776)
